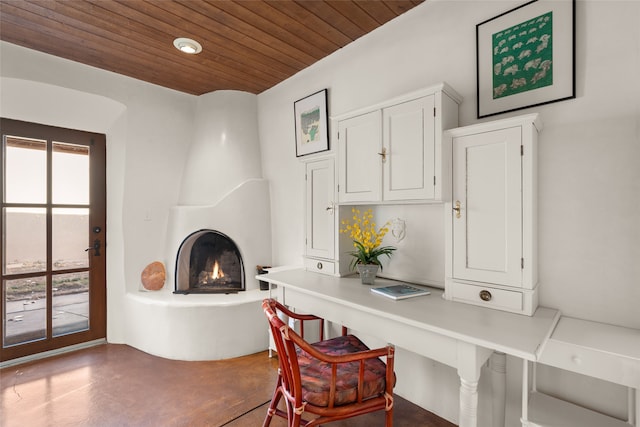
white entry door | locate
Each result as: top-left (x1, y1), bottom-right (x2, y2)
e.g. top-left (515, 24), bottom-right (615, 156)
top-left (1, 118), bottom-right (107, 363)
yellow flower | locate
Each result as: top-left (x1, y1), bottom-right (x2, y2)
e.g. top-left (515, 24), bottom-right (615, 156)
top-left (339, 208), bottom-right (396, 270)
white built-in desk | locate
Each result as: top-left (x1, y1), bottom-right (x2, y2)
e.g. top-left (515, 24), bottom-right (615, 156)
top-left (258, 268), bottom-right (561, 427)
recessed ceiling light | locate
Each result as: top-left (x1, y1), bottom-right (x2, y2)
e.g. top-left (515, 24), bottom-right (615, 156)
top-left (173, 37), bottom-right (202, 54)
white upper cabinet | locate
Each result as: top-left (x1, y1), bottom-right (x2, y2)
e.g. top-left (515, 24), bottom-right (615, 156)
top-left (444, 114), bottom-right (542, 316)
top-left (337, 110), bottom-right (382, 202)
top-left (383, 96), bottom-right (436, 201)
top-left (335, 83), bottom-right (461, 204)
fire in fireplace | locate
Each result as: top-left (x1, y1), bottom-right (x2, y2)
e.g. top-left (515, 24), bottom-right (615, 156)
top-left (174, 230), bottom-right (245, 294)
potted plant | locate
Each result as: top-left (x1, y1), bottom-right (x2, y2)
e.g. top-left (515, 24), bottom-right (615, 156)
top-left (340, 208), bottom-right (396, 284)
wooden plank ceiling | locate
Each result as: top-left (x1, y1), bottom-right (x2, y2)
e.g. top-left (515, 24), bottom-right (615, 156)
top-left (0, 0), bottom-right (424, 95)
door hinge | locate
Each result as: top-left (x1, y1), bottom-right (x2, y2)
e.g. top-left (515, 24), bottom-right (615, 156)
top-left (337, 184), bottom-right (340, 192)
top-left (305, 173), bottom-right (307, 181)
top-left (433, 176), bottom-right (436, 186)
top-left (521, 258), bottom-right (524, 269)
top-left (521, 145), bottom-right (524, 156)
top-left (337, 131), bottom-right (340, 141)
top-left (434, 107), bottom-right (436, 117)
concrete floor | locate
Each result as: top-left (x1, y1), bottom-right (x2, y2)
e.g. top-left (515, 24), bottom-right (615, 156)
top-left (1, 343), bottom-right (456, 426)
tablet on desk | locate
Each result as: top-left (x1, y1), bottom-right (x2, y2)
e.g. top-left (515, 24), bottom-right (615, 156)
top-left (370, 284), bottom-right (431, 300)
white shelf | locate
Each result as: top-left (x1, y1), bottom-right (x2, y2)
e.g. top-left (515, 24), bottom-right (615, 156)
top-left (524, 392), bottom-right (629, 427)
top-left (522, 316), bottom-right (639, 426)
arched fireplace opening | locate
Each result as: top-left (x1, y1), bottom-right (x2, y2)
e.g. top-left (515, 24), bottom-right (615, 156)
top-left (174, 230), bottom-right (245, 294)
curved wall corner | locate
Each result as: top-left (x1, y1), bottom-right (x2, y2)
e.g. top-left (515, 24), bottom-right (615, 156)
top-left (179, 90), bottom-right (263, 206)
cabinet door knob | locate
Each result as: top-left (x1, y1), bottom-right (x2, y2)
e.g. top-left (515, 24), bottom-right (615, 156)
top-left (377, 147), bottom-right (387, 162)
top-left (317, 262), bottom-right (323, 270)
top-left (453, 201), bottom-right (461, 219)
top-left (479, 290), bottom-right (492, 301)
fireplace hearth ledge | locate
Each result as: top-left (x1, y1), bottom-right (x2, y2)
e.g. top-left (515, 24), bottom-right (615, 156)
top-left (130, 288), bottom-right (264, 306)
top-left (123, 289), bottom-right (269, 361)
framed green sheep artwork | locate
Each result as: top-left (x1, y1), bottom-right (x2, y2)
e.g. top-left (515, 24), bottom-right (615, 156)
top-left (477, 0), bottom-right (575, 118)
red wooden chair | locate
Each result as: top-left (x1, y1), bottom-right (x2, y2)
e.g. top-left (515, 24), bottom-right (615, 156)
top-left (262, 298), bottom-right (395, 427)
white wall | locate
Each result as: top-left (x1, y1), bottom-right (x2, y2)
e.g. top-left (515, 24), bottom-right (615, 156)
top-left (179, 90), bottom-right (263, 205)
top-left (257, 0), bottom-right (639, 424)
top-left (0, 41), bottom-right (196, 344)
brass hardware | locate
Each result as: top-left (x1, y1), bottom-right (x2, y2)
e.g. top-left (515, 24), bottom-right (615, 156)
top-left (378, 147), bottom-right (387, 162)
top-left (325, 203), bottom-right (334, 214)
top-left (317, 262), bottom-right (323, 270)
top-left (453, 201), bottom-right (461, 219)
top-left (479, 290), bottom-right (492, 302)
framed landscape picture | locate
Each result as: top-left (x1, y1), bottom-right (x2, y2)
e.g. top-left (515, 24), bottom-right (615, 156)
top-left (294, 89), bottom-right (329, 157)
top-left (476, 0), bottom-right (575, 118)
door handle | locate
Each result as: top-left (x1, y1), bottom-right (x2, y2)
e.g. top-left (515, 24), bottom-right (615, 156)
top-left (85, 239), bottom-right (101, 256)
top-left (453, 201), bottom-right (461, 219)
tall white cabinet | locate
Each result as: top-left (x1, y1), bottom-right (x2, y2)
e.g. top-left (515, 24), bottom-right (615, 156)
top-left (304, 157), bottom-right (337, 274)
top-left (444, 114), bottom-right (541, 316)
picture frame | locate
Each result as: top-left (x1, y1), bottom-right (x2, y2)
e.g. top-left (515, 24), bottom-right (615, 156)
top-left (476, 0), bottom-right (575, 118)
top-left (294, 89), bottom-right (329, 157)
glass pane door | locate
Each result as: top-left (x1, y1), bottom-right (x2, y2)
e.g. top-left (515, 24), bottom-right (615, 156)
top-left (1, 118), bottom-right (106, 362)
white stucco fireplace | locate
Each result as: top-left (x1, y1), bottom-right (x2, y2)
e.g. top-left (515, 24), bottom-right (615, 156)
top-left (123, 91), bottom-right (272, 361)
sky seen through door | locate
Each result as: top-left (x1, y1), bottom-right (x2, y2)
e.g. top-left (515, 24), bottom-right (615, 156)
top-left (5, 140), bottom-right (89, 212)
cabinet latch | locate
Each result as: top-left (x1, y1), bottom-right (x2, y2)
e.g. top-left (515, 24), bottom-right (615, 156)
top-left (453, 200), bottom-right (461, 219)
top-left (378, 147), bottom-right (387, 162)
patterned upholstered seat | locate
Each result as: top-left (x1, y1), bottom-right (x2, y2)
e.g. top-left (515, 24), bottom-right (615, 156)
top-left (297, 334), bottom-right (390, 407)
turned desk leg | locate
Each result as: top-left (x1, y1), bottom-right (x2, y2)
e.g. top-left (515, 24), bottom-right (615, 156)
top-left (457, 342), bottom-right (494, 427)
top-left (458, 352), bottom-right (506, 427)
top-left (459, 377), bottom-right (480, 427)
top-left (490, 352), bottom-right (507, 427)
